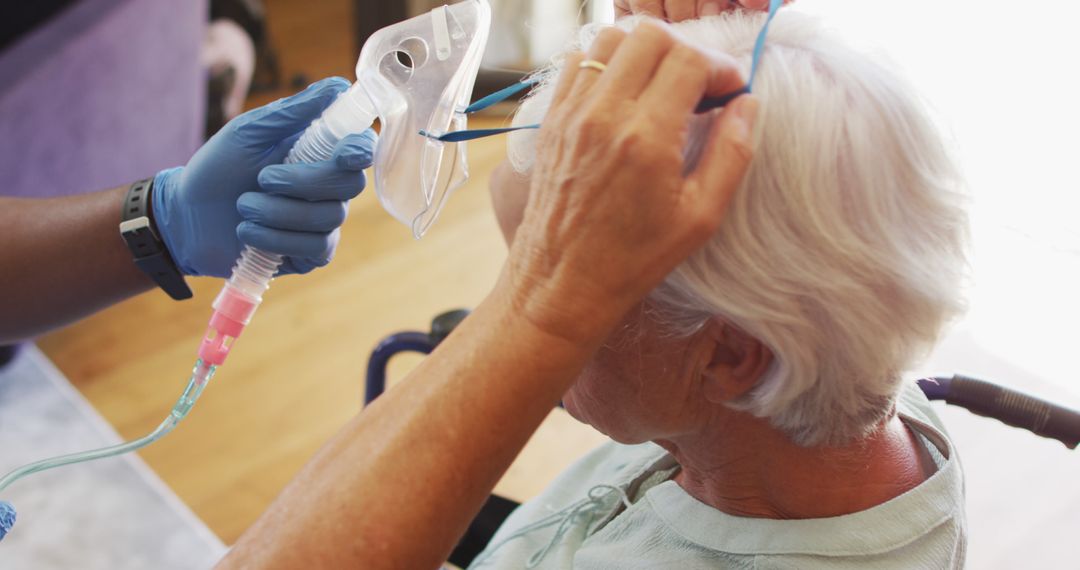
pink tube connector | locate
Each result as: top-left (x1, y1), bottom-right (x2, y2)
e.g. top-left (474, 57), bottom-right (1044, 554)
top-left (198, 285), bottom-right (259, 366)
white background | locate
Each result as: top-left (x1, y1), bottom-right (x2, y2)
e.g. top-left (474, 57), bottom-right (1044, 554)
top-left (794, 0), bottom-right (1080, 401)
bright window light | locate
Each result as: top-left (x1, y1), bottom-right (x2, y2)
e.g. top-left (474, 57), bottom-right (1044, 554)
top-left (797, 0), bottom-right (1080, 399)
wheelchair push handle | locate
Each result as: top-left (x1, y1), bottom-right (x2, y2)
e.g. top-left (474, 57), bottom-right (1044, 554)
top-left (921, 375), bottom-right (1080, 449)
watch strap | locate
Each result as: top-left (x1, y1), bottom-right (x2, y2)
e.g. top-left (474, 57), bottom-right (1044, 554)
top-left (119, 178), bottom-right (193, 300)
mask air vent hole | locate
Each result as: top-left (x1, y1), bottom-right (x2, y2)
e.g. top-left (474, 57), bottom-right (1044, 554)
top-left (398, 37), bottom-right (429, 69)
top-left (380, 51), bottom-right (414, 82)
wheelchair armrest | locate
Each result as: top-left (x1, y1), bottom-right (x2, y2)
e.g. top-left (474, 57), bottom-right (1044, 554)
top-left (364, 310), bottom-right (472, 405)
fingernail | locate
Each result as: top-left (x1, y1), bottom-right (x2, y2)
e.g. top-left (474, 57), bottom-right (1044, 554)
top-left (235, 199), bottom-right (258, 221)
top-left (257, 167), bottom-right (284, 189)
top-left (701, 1), bottom-right (723, 16)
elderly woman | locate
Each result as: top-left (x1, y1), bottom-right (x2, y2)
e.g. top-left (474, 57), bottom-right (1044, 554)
top-left (472, 9), bottom-right (969, 568)
top-left (475, 10), bottom-right (967, 568)
top-left (219, 7), bottom-right (967, 570)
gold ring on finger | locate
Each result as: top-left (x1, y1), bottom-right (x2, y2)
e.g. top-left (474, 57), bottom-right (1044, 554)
top-left (578, 60), bottom-right (608, 73)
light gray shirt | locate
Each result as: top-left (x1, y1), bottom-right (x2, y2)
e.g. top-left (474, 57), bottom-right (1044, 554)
top-left (470, 382), bottom-right (965, 569)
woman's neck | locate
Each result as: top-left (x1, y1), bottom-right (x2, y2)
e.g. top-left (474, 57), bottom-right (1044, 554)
top-left (657, 412), bottom-right (936, 519)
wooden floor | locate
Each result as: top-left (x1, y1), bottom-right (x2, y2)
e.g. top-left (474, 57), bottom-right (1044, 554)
top-left (38, 0), bottom-right (606, 544)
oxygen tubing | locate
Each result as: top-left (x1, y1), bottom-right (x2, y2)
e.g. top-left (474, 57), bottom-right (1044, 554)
top-left (0, 359), bottom-right (217, 541)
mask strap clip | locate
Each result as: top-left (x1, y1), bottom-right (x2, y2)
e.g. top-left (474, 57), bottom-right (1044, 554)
top-left (463, 77), bottom-right (541, 114)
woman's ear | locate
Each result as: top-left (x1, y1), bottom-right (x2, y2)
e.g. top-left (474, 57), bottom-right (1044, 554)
top-left (699, 318), bottom-right (772, 404)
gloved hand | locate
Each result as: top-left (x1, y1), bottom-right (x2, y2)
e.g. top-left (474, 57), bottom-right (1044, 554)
top-left (152, 77), bottom-right (377, 278)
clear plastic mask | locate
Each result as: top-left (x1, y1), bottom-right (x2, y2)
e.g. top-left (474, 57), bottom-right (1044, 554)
top-left (356, 0), bottom-right (491, 238)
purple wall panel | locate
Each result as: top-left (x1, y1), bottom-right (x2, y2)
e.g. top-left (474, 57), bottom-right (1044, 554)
top-left (0, 0), bottom-right (207, 198)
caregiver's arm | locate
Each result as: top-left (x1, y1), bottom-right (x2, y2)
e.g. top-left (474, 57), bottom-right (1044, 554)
top-left (0, 188), bottom-right (156, 343)
top-left (220, 21), bottom-right (758, 570)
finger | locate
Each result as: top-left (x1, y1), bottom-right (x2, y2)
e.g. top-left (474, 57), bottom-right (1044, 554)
top-left (279, 255), bottom-right (331, 276)
top-left (255, 131), bottom-right (371, 200)
top-left (665, 0), bottom-right (697, 22)
top-left (593, 20), bottom-right (677, 102)
top-left (237, 192), bottom-right (348, 233)
top-left (565, 27), bottom-right (626, 104)
top-left (258, 154), bottom-right (368, 201)
top-left (698, 0), bottom-right (727, 16)
top-left (738, 0), bottom-right (770, 9)
top-left (231, 77), bottom-right (350, 146)
top-left (629, 0), bottom-right (666, 19)
top-left (739, 0), bottom-right (787, 10)
top-left (237, 222), bottom-right (340, 260)
top-left (549, 52), bottom-right (587, 110)
top-left (639, 44), bottom-right (745, 117)
top-left (683, 95), bottom-right (758, 219)
top-left (594, 20), bottom-right (680, 102)
top-left (333, 129), bottom-right (378, 171)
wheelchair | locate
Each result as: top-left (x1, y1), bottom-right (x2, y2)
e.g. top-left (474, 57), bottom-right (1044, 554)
top-left (364, 309), bottom-right (1080, 568)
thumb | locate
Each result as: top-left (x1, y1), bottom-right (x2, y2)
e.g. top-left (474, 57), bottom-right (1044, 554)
top-left (683, 95), bottom-right (759, 225)
top-left (231, 77), bottom-right (350, 147)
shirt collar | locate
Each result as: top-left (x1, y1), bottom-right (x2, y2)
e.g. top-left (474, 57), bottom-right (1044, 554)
top-left (643, 414), bottom-right (962, 556)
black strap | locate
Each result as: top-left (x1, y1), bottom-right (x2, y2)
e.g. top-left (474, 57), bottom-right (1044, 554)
top-left (119, 178), bottom-right (193, 300)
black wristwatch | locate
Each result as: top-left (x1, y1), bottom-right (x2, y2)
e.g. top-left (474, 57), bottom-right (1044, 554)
top-left (118, 177), bottom-right (193, 300)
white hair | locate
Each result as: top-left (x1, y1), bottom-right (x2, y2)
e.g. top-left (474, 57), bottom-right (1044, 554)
top-left (508, 12), bottom-right (969, 446)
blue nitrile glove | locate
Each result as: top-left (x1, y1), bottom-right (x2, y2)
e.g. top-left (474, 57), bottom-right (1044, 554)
top-left (152, 77), bottom-right (377, 278)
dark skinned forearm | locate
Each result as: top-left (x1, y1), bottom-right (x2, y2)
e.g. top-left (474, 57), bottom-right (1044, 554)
top-left (0, 186), bottom-right (155, 343)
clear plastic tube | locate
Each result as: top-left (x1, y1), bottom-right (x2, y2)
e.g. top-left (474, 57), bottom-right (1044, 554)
top-left (287, 118), bottom-right (341, 164)
top-left (287, 82), bottom-right (376, 164)
top-left (228, 246), bottom-right (282, 303)
top-left (0, 360), bottom-right (216, 496)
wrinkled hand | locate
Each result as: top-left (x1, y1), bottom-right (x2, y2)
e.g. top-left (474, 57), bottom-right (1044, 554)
top-left (153, 77), bottom-right (377, 278)
top-left (615, 0), bottom-right (790, 22)
top-left (502, 21), bottom-right (758, 344)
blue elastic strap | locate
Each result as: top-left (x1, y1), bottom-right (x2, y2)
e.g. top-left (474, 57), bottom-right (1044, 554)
top-left (694, 87), bottom-right (751, 114)
top-left (749, 0), bottom-right (782, 91)
top-left (420, 124), bottom-right (540, 143)
top-left (421, 77), bottom-right (543, 143)
top-left (463, 77), bottom-right (540, 114)
top-left (423, 0), bottom-right (781, 143)
top-left (696, 0), bottom-right (781, 113)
